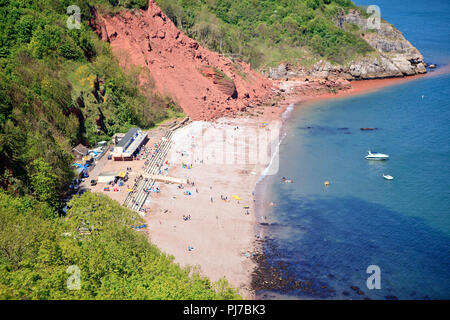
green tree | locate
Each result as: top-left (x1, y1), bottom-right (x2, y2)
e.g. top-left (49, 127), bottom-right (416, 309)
top-left (30, 158), bottom-right (59, 211)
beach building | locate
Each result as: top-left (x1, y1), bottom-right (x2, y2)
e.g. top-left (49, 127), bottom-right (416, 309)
top-left (72, 143), bottom-right (89, 160)
top-left (112, 128), bottom-right (147, 161)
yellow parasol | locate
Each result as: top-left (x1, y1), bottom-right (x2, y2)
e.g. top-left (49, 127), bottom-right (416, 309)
top-left (118, 172), bottom-right (126, 178)
top-left (232, 195), bottom-right (241, 200)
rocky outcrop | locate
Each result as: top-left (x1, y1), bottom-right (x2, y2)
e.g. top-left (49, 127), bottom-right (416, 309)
top-left (88, 7), bottom-right (109, 43)
top-left (264, 9), bottom-right (427, 81)
top-left (198, 66), bottom-right (238, 99)
top-left (90, 0), bottom-right (272, 121)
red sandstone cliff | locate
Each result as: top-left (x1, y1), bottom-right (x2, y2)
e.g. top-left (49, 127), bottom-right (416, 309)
top-left (90, 0), bottom-right (273, 121)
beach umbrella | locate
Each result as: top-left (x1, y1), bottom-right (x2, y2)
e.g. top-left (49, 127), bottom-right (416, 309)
top-left (243, 205), bottom-right (250, 209)
top-left (232, 195), bottom-right (241, 200)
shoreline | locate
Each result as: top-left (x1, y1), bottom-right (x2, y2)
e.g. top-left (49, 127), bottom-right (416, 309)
top-left (248, 71), bottom-right (440, 298)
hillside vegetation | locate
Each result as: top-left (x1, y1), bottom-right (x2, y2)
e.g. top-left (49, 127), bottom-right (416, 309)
top-left (0, 0), bottom-right (182, 199)
top-left (0, 191), bottom-right (240, 299)
top-left (155, 0), bottom-right (374, 69)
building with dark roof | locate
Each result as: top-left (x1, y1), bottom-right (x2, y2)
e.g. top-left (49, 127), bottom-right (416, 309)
top-left (112, 128), bottom-right (147, 161)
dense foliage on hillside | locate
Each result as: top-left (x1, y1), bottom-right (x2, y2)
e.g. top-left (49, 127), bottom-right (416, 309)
top-left (155, 0), bottom-right (374, 68)
top-left (0, 0), bottom-right (234, 300)
top-left (0, 0), bottom-right (182, 198)
top-left (0, 191), bottom-right (240, 299)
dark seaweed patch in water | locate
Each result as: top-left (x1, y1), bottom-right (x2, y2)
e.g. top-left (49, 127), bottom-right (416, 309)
top-left (251, 238), bottom-right (335, 299)
top-left (298, 126), bottom-right (351, 135)
top-left (262, 194), bottom-right (450, 299)
top-left (259, 221), bottom-right (308, 232)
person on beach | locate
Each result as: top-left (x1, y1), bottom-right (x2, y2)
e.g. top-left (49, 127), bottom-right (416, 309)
top-left (210, 197), bottom-right (213, 203)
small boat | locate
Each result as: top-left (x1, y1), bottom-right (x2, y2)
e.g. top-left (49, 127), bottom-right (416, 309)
top-left (365, 150), bottom-right (389, 160)
top-left (383, 174), bottom-right (394, 180)
top-left (360, 128), bottom-right (377, 131)
top-left (281, 177), bottom-right (293, 183)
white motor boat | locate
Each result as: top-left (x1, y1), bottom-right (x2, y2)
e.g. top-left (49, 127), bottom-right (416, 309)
top-left (365, 150), bottom-right (389, 160)
top-left (383, 173), bottom-right (394, 180)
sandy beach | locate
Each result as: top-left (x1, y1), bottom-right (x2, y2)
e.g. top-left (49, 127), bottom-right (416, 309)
top-left (139, 118), bottom-right (281, 298)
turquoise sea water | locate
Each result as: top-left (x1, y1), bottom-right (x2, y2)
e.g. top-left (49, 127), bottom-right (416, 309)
top-left (260, 0), bottom-right (450, 299)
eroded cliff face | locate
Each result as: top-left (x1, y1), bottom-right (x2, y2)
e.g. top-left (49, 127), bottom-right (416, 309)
top-left (90, 0), bottom-right (272, 121)
top-left (265, 9), bottom-right (427, 81)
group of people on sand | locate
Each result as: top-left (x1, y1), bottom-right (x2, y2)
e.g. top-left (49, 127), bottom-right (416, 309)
top-left (182, 214), bottom-right (191, 221)
top-left (181, 163), bottom-right (193, 169)
top-left (145, 186), bottom-right (160, 194)
top-left (186, 179), bottom-right (195, 187)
